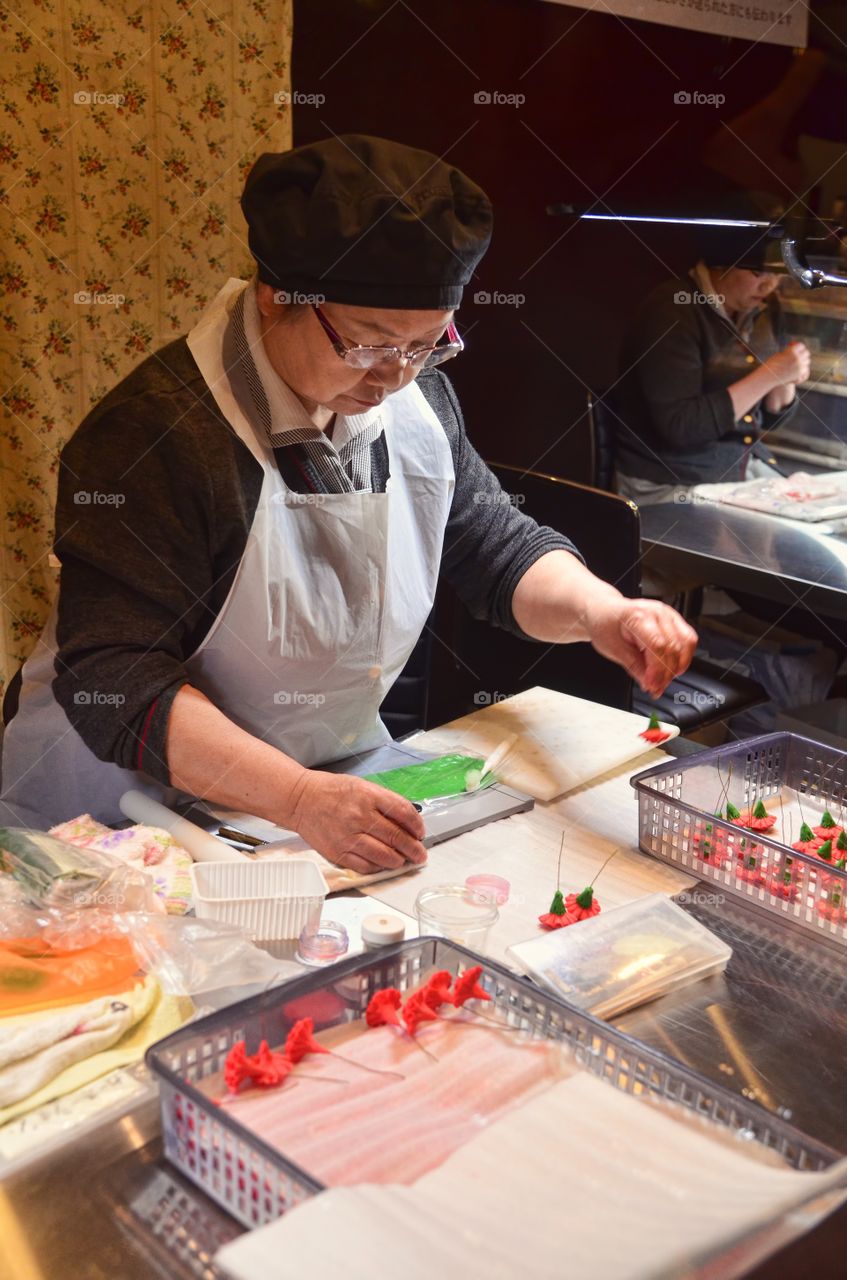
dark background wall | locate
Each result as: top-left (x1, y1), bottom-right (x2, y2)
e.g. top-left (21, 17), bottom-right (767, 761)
top-left (292, 0), bottom-right (805, 482)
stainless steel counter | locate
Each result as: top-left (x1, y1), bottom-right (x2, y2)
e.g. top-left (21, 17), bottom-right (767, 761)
top-left (0, 1095), bottom-right (242, 1280)
top-left (640, 501), bottom-right (847, 620)
top-left (3, 882), bottom-right (846, 1280)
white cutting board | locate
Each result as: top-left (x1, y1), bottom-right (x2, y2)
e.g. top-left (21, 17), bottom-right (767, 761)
top-left (408, 687), bottom-right (677, 802)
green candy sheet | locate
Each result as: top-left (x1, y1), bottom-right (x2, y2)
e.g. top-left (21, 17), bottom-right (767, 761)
top-left (364, 753), bottom-right (491, 803)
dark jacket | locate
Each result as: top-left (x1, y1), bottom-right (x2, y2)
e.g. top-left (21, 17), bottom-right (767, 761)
top-left (615, 271), bottom-right (797, 485)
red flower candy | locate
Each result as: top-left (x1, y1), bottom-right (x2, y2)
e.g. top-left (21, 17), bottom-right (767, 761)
top-left (452, 964), bottom-right (491, 1008)
top-left (539, 888), bottom-right (570, 931)
top-left (737, 854), bottom-right (767, 887)
top-left (640, 713), bottom-right (670, 744)
top-left (284, 1017), bottom-right (329, 1065)
top-left (813, 811), bottom-right (840, 840)
top-left (402, 990), bottom-right (440, 1035)
top-left (731, 801), bottom-right (777, 833)
top-left (366, 988), bottom-right (403, 1029)
top-left (224, 1040), bottom-right (249, 1093)
top-left (246, 1040), bottom-right (292, 1088)
top-left (565, 886), bottom-right (601, 922)
top-left (693, 818), bottom-right (729, 866)
top-left (421, 970), bottom-right (455, 1011)
top-left (768, 872), bottom-right (799, 902)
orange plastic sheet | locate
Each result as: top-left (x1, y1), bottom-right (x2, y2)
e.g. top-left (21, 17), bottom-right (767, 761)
top-left (0, 935), bottom-right (141, 1016)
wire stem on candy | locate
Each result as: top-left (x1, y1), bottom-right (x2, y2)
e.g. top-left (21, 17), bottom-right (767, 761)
top-left (447, 1006), bottom-right (526, 1036)
top-left (408, 1032), bottom-right (439, 1062)
top-left (329, 1051), bottom-right (405, 1080)
top-left (589, 848), bottom-right (619, 888)
top-left (293, 1072), bottom-right (351, 1085)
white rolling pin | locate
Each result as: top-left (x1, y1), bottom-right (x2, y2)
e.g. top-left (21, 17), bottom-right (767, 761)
top-left (119, 789), bottom-right (247, 863)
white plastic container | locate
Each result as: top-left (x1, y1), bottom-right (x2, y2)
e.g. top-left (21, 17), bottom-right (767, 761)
top-left (190, 859), bottom-right (327, 940)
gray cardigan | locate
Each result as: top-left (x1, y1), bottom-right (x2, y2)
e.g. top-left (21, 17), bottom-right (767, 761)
top-left (615, 273), bottom-right (796, 485)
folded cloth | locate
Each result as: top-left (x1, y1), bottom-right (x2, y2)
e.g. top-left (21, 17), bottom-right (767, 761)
top-left (0, 977), bottom-right (192, 1124)
top-left (0, 976), bottom-right (157, 1108)
top-left (49, 815), bottom-right (193, 914)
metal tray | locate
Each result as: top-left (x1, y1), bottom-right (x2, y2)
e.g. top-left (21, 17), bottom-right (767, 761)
top-left (631, 732), bottom-right (847, 948)
top-left (146, 937), bottom-right (840, 1231)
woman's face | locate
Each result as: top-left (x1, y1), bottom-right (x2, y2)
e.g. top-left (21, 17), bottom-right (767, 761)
top-left (256, 283), bottom-right (454, 416)
top-left (710, 266), bottom-right (780, 313)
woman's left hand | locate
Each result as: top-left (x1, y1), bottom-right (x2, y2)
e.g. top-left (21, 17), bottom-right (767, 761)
top-left (585, 597), bottom-right (698, 699)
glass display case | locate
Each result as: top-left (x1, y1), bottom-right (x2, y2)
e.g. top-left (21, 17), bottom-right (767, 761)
top-left (769, 257), bottom-right (847, 467)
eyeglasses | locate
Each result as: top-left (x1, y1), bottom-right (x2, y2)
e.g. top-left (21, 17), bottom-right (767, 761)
top-left (311, 305), bottom-right (464, 370)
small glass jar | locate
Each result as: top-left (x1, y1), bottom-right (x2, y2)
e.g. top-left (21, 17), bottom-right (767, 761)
top-left (414, 884), bottom-right (499, 951)
top-left (296, 919), bottom-right (349, 967)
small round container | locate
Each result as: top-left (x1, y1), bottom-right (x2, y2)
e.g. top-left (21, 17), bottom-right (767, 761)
top-left (296, 919), bottom-right (349, 967)
top-left (414, 884), bottom-right (499, 951)
top-left (465, 874), bottom-right (510, 907)
top-left (361, 913), bottom-right (406, 951)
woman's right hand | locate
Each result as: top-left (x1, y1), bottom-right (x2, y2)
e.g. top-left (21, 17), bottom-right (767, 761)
top-left (764, 341), bottom-right (810, 388)
top-left (285, 769), bottom-right (428, 875)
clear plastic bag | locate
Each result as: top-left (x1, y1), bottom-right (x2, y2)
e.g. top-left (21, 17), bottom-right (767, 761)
top-left (115, 913), bottom-right (300, 995)
top-left (0, 826), bottom-right (160, 917)
top-left (0, 827), bottom-right (298, 1003)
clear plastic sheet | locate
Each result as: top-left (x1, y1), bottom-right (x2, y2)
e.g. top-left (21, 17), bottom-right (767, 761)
top-left (116, 913), bottom-right (299, 996)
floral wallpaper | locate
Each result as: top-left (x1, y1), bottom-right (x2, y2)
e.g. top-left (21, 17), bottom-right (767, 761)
top-left (0, 0), bottom-right (293, 688)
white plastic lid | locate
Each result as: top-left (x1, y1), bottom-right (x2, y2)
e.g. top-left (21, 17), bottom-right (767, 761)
top-left (361, 913), bottom-right (407, 946)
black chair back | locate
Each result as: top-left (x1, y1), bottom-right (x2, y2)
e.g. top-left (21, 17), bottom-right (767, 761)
top-left (586, 390), bottom-right (619, 492)
top-left (426, 465), bottom-right (640, 726)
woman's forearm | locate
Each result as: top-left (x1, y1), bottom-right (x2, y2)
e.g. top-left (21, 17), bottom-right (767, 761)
top-left (764, 382), bottom-right (795, 413)
top-left (165, 684), bottom-right (308, 827)
top-left (727, 364), bottom-right (780, 421)
top-left (511, 550), bottom-right (622, 643)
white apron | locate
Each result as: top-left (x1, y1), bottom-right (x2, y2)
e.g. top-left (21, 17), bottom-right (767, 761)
top-left (0, 279), bottom-right (455, 828)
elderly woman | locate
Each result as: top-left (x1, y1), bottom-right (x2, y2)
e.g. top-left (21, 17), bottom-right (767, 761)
top-left (1, 136), bottom-right (696, 871)
top-left (615, 224), bottom-right (811, 505)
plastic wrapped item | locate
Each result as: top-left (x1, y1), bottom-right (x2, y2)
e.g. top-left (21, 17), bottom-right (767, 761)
top-left (506, 895), bottom-right (732, 1019)
top-left (0, 827), bottom-right (160, 917)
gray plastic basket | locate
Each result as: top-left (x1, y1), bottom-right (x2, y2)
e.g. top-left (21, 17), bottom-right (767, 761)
top-left (146, 937), bottom-right (839, 1231)
top-left (631, 731), bottom-right (847, 947)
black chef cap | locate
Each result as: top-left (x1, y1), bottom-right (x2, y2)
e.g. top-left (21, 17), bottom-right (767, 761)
top-left (241, 135), bottom-right (493, 309)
